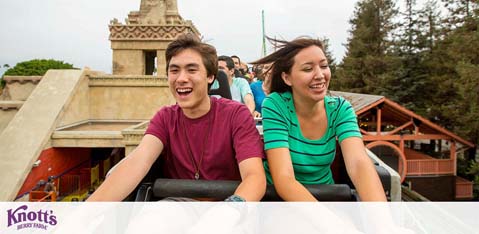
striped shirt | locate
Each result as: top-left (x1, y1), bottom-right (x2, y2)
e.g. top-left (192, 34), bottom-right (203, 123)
top-left (262, 91), bottom-right (362, 185)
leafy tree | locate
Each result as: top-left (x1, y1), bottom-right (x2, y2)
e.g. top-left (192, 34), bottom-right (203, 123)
top-left (3, 59), bottom-right (76, 77)
top-left (335, 0), bottom-right (399, 94)
top-left (382, 0), bottom-right (435, 113)
top-left (319, 37), bottom-right (337, 86)
top-left (1, 59), bottom-right (76, 91)
top-left (427, 0), bottom-right (478, 156)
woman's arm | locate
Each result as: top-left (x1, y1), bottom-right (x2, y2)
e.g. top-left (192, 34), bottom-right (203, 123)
top-left (340, 137), bottom-right (387, 201)
top-left (267, 148), bottom-right (317, 201)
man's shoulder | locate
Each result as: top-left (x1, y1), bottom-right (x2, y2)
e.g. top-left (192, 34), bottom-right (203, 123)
top-left (214, 96), bottom-right (245, 110)
top-left (233, 77), bottom-right (249, 87)
top-left (250, 80), bottom-right (262, 89)
top-left (152, 103), bottom-right (181, 118)
top-left (213, 97), bottom-right (252, 121)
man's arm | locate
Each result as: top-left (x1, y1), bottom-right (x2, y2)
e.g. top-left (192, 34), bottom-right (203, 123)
top-left (243, 93), bottom-right (256, 115)
top-left (233, 157), bottom-right (266, 201)
top-left (340, 137), bottom-right (386, 201)
top-left (87, 134), bottom-right (164, 201)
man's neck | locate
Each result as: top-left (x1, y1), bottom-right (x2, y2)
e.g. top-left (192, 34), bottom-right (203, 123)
top-left (228, 76), bottom-right (233, 86)
top-left (182, 96), bottom-right (212, 119)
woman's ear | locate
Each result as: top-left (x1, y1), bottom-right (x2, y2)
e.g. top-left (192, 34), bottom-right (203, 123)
top-left (281, 72), bottom-right (292, 86)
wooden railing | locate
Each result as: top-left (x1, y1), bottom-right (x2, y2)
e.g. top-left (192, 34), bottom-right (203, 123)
top-left (455, 177), bottom-right (473, 199)
top-left (29, 191), bottom-right (57, 202)
top-left (406, 159), bottom-right (454, 176)
top-left (58, 170), bottom-right (90, 197)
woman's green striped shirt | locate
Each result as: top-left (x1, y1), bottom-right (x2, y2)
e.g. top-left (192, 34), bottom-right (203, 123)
top-left (262, 91), bottom-right (362, 185)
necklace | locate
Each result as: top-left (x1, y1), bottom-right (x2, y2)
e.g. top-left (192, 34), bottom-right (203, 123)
top-left (181, 109), bottom-right (212, 180)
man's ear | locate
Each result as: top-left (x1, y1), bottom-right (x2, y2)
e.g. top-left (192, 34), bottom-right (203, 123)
top-left (281, 72), bottom-right (292, 86)
top-left (207, 74), bottom-right (215, 84)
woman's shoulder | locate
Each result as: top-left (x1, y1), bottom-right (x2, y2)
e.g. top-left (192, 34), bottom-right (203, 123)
top-left (265, 91), bottom-right (292, 103)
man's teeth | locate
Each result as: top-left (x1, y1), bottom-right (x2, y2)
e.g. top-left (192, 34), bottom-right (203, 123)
top-left (177, 88), bottom-right (192, 93)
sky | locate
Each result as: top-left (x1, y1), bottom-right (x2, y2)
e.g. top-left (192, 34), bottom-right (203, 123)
top-left (0, 0), bottom-right (361, 75)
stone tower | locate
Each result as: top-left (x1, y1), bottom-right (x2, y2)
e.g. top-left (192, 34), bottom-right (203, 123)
top-left (109, 0), bottom-right (200, 76)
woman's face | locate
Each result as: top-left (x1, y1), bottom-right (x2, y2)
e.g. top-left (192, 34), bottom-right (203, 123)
top-left (281, 45), bottom-right (330, 103)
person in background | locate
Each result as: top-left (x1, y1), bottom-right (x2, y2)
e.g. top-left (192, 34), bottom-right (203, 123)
top-left (213, 55), bottom-right (257, 117)
top-left (232, 55), bottom-right (249, 78)
top-left (251, 37), bottom-right (386, 202)
top-left (249, 63), bottom-right (271, 117)
top-left (87, 33), bottom-right (265, 202)
top-left (241, 62), bottom-right (254, 83)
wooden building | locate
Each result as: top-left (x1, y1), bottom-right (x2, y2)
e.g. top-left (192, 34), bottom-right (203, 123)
top-left (331, 91), bottom-right (475, 200)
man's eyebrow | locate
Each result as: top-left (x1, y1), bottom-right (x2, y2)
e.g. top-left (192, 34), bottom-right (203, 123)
top-left (168, 63), bottom-right (200, 69)
top-left (168, 64), bottom-right (180, 69)
top-left (185, 63), bottom-right (200, 68)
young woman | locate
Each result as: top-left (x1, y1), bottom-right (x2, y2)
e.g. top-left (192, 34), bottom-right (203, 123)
top-left (252, 37), bottom-right (386, 201)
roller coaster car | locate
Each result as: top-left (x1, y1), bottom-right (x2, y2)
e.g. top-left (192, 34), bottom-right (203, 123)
top-left (128, 144), bottom-right (396, 202)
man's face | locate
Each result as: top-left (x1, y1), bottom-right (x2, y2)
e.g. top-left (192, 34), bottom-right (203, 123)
top-left (218, 60), bottom-right (234, 79)
top-left (167, 48), bottom-right (214, 111)
top-left (232, 57), bottom-right (240, 70)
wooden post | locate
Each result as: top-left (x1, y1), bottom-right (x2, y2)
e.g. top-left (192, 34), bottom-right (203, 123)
top-left (399, 136), bottom-right (405, 175)
top-left (451, 141), bottom-right (456, 175)
top-left (377, 108), bottom-right (382, 136)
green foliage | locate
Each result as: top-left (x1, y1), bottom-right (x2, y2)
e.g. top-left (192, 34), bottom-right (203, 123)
top-left (320, 37), bottom-right (338, 86)
top-left (336, 0), bottom-right (478, 150)
top-left (457, 157), bottom-right (479, 199)
top-left (380, 0), bottom-right (439, 113)
top-left (3, 59), bottom-right (76, 77)
top-left (335, 0), bottom-right (399, 94)
top-left (426, 0), bottom-right (479, 145)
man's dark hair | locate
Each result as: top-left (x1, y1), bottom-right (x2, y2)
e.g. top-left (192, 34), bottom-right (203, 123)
top-left (231, 55), bottom-right (241, 64)
top-left (218, 55), bottom-right (235, 70)
top-left (165, 33), bottom-right (218, 79)
top-left (251, 37), bottom-right (324, 93)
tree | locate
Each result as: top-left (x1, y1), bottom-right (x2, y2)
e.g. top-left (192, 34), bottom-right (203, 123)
top-left (3, 59), bottom-right (76, 77)
top-left (335, 0), bottom-right (399, 94)
top-left (320, 37), bottom-right (337, 86)
top-left (427, 0), bottom-right (479, 153)
top-left (381, 0), bottom-right (436, 113)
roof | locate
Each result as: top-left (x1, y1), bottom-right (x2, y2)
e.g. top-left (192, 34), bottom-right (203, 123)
top-left (329, 91), bottom-right (474, 148)
top-left (330, 91), bottom-right (384, 112)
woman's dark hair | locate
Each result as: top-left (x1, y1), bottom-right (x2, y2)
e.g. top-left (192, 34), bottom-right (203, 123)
top-left (250, 37), bottom-right (324, 93)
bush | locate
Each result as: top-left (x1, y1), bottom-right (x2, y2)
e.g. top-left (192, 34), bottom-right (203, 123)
top-left (3, 59), bottom-right (76, 76)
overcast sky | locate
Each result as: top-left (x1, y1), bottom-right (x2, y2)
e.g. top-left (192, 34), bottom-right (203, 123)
top-left (0, 0), bottom-right (361, 75)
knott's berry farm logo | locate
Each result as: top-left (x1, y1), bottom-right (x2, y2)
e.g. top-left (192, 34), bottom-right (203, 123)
top-left (6, 205), bottom-right (57, 231)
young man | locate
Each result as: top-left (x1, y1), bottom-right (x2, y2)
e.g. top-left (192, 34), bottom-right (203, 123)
top-left (213, 56), bottom-right (257, 116)
top-left (87, 34), bottom-right (266, 201)
top-left (231, 55), bottom-right (244, 77)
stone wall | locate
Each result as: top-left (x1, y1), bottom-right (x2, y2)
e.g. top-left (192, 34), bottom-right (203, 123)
top-left (0, 101), bottom-right (23, 133)
top-left (2, 76), bottom-right (42, 101)
top-left (88, 75), bottom-right (174, 120)
top-left (0, 76), bottom-right (42, 134)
